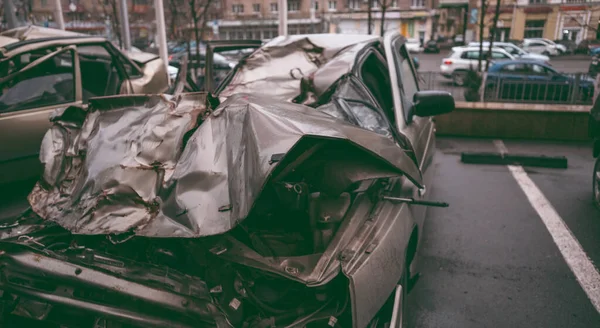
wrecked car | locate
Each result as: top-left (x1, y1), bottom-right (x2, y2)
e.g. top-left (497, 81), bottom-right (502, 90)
top-left (0, 32), bottom-right (454, 328)
top-left (0, 26), bottom-right (169, 186)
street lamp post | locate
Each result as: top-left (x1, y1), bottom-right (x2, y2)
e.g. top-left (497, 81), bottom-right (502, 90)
top-left (278, 0), bottom-right (288, 36)
top-left (119, 0), bottom-right (132, 51)
top-left (154, 0), bottom-right (170, 85)
top-left (54, 0), bottom-right (65, 30)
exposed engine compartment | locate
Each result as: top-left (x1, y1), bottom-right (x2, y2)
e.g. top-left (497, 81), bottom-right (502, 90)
top-left (0, 155), bottom-right (373, 328)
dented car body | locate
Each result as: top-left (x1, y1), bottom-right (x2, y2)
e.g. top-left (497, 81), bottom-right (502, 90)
top-left (0, 26), bottom-right (169, 185)
top-left (0, 33), bottom-right (454, 328)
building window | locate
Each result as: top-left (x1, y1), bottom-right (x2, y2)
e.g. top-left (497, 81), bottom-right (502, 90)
top-left (411, 0), bottom-right (424, 7)
top-left (253, 3), bottom-right (260, 12)
top-left (391, 0), bottom-right (398, 7)
top-left (314, 1), bottom-right (319, 9)
top-left (529, 0), bottom-right (546, 3)
top-left (232, 4), bottom-right (244, 13)
top-left (270, 2), bottom-right (278, 12)
top-left (328, 0), bottom-right (336, 11)
top-left (524, 20), bottom-right (545, 38)
top-left (41, 0), bottom-right (47, 7)
top-left (371, 1), bottom-right (378, 9)
top-left (288, 0), bottom-right (299, 11)
top-left (349, 0), bottom-right (359, 9)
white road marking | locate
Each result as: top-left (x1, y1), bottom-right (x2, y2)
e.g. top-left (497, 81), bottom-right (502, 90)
top-left (494, 140), bottom-right (600, 313)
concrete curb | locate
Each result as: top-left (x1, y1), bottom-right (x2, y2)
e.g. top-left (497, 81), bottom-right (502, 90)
top-left (435, 101), bottom-right (591, 141)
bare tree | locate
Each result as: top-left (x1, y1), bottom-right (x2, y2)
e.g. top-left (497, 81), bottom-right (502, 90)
top-left (367, 0), bottom-right (373, 34)
top-left (167, 0), bottom-right (182, 41)
top-left (187, 0), bottom-right (213, 83)
top-left (101, 0), bottom-right (123, 47)
top-left (477, 0), bottom-right (487, 72)
top-left (377, 0), bottom-right (392, 37)
top-left (484, 0), bottom-right (501, 72)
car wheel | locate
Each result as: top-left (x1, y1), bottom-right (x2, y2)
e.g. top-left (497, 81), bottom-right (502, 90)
top-left (593, 157), bottom-right (600, 210)
top-left (453, 72), bottom-right (466, 86)
top-left (542, 50), bottom-right (550, 56)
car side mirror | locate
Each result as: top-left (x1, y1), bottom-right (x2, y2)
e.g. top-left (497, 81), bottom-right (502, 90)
top-left (412, 91), bottom-right (455, 117)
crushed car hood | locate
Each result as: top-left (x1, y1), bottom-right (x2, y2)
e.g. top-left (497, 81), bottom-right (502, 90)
top-left (28, 93), bottom-right (422, 237)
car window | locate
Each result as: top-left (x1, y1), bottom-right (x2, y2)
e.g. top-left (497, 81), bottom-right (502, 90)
top-left (491, 51), bottom-right (510, 59)
top-left (500, 63), bottom-right (528, 73)
top-left (317, 77), bottom-right (393, 138)
top-left (0, 50), bottom-right (76, 113)
top-left (359, 52), bottom-right (395, 124)
top-left (530, 64), bottom-right (551, 75)
top-left (78, 45), bottom-right (122, 101)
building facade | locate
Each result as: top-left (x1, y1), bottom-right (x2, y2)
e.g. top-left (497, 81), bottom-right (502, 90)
top-left (217, 0), bottom-right (323, 40)
top-left (29, 0), bottom-right (155, 42)
top-left (467, 0), bottom-right (600, 43)
top-left (217, 0), bottom-right (438, 42)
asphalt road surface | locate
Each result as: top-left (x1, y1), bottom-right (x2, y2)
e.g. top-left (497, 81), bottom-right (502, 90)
top-left (407, 137), bottom-right (600, 327)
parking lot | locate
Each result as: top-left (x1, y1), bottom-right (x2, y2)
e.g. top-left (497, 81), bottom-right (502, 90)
top-left (407, 137), bottom-right (600, 327)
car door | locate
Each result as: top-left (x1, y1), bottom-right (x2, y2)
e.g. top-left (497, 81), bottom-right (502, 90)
top-left (345, 46), bottom-right (418, 328)
top-left (0, 46), bottom-right (82, 185)
top-left (383, 33), bottom-right (434, 216)
top-left (382, 33), bottom-right (435, 281)
top-left (494, 63), bottom-right (528, 100)
top-left (524, 41), bottom-right (546, 54)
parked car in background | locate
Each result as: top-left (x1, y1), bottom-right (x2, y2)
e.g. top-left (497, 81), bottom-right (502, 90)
top-left (575, 39), bottom-right (600, 54)
top-left (0, 32), bottom-right (454, 328)
top-left (484, 60), bottom-right (594, 102)
top-left (424, 39), bottom-right (440, 53)
top-left (527, 38), bottom-right (567, 54)
top-left (0, 26), bottom-right (169, 186)
top-left (454, 35), bottom-right (465, 46)
top-left (406, 38), bottom-right (424, 53)
top-left (589, 54), bottom-right (600, 77)
top-left (440, 46), bottom-right (514, 86)
top-left (554, 39), bottom-right (577, 54)
top-left (521, 39), bottom-right (560, 56)
top-left (467, 41), bottom-right (550, 62)
top-left (168, 49), bottom-right (236, 90)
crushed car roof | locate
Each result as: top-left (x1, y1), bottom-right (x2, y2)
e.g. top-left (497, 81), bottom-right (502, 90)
top-left (0, 26), bottom-right (159, 63)
top-left (29, 93), bottom-right (422, 238)
top-left (218, 34), bottom-right (381, 103)
top-left (0, 25), bottom-right (86, 41)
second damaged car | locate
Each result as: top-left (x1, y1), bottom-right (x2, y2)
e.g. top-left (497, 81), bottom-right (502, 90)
top-left (0, 33), bottom-right (454, 328)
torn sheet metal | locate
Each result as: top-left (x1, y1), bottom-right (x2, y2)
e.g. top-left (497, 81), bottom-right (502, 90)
top-left (218, 35), bottom-right (377, 103)
top-left (29, 93), bottom-right (421, 237)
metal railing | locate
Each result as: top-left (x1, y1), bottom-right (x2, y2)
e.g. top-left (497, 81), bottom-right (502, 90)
top-left (418, 71), bottom-right (595, 105)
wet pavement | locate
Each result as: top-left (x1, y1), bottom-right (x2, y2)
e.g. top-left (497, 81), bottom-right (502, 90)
top-left (407, 137), bottom-right (600, 327)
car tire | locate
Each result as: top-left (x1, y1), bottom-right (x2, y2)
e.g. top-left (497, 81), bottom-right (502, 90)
top-left (453, 71), bottom-right (466, 86)
top-left (593, 157), bottom-right (600, 210)
top-left (542, 50), bottom-right (550, 56)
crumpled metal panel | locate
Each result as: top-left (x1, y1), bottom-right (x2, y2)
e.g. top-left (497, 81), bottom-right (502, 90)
top-left (0, 26), bottom-right (85, 40)
top-left (29, 93), bottom-right (422, 237)
top-left (219, 36), bottom-right (376, 103)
